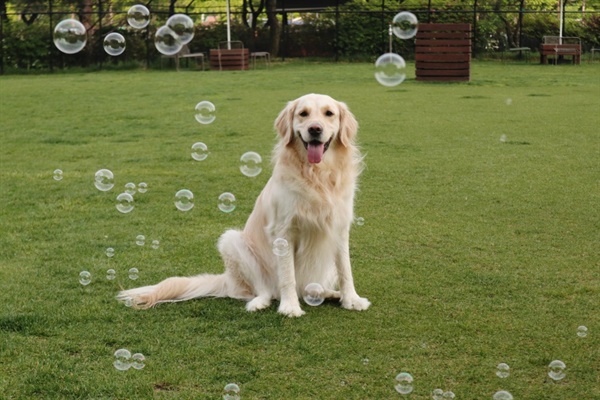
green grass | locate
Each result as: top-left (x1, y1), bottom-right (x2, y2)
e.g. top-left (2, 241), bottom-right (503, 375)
top-left (0, 61), bottom-right (598, 399)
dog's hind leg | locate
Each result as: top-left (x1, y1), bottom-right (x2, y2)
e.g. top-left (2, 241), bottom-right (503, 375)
top-left (218, 229), bottom-right (274, 312)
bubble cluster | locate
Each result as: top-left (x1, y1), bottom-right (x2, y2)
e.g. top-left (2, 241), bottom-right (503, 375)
top-left (303, 283), bottom-right (325, 306)
top-left (493, 390), bottom-right (513, 400)
top-left (392, 11), bottom-right (419, 39)
top-left (548, 359), bottom-right (566, 381)
top-left (374, 53), bottom-right (406, 87)
top-left (394, 372), bottom-right (414, 395)
top-left (175, 189), bottom-right (194, 211)
top-left (53, 19), bottom-right (87, 54)
top-left (272, 238), bottom-right (289, 257)
top-left (223, 383), bottom-right (240, 400)
top-left (79, 271), bottom-right (91, 286)
top-left (128, 267), bottom-right (139, 280)
top-left (103, 32), bottom-right (126, 56)
top-left (127, 5), bottom-right (150, 30)
top-left (240, 151), bottom-right (262, 177)
top-left (116, 192), bottom-right (134, 214)
top-left (577, 325), bottom-right (588, 338)
top-left (95, 169), bottom-right (115, 191)
top-left (191, 142), bottom-right (209, 161)
top-left (194, 101), bottom-right (216, 125)
top-left (218, 192), bottom-right (236, 213)
top-left (496, 362), bottom-right (510, 378)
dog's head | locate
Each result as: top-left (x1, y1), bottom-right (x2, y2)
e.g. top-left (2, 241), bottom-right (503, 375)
top-left (274, 94), bottom-right (358, 164)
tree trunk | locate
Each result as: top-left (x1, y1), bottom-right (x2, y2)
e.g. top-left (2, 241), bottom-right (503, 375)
top-left (266, 0), bottom-right (280, 56)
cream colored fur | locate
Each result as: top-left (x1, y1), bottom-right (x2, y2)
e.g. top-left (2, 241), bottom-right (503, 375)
top-left (117, 94), bottom-right (370, 317)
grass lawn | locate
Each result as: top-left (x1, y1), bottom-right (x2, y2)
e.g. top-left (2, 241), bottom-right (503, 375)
top-left (0, 61), bottom-right (598, 399)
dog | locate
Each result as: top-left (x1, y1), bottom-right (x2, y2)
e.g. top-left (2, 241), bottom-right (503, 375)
top-left (117, 94), bottom-right (370, 317)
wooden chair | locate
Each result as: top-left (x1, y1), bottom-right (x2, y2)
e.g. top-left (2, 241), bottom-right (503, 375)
top-left (161, 44), bottom-right (205, 71)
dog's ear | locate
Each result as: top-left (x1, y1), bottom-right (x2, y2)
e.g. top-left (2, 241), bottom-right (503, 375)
top-left (274, 99), bottom-right (297, 145)
top-left (337, 101), bottom-right (358, 148)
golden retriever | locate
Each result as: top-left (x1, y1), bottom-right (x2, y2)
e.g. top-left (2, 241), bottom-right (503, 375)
top-left (117, 94), bottom-right (370, 317)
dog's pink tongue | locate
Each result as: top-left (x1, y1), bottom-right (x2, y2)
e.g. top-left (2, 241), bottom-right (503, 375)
top-left (307, 142), bottom-right (325, 164)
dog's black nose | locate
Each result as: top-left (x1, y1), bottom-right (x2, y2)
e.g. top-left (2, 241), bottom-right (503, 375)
top-left (308, 124), bottom-right (322, 137)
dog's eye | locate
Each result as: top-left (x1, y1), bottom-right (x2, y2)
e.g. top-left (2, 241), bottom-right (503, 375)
top-left (299, 111), bottom-right (308, 117)
top-left (325, 110), bottom-right (334, 117)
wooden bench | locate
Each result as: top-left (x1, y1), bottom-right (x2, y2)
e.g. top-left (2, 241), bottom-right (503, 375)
top-left (540, 36), bottom-right (581, 65)
top-left (209, 41), bottom-right (249, 71)
top-left (415, 23), bottom-right (472, 82)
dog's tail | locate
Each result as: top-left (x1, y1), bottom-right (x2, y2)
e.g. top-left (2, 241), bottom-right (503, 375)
top-left (117, 273), bottom-right (250, 309)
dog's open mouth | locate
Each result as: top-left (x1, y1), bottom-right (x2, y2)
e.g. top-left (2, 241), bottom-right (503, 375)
top-left (300, 137), bottom-right (332, 164)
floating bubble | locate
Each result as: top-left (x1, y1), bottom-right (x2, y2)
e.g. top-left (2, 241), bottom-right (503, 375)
top-left (138, 182), bottom-right (148, 193)
top-left (103, 32), bottom-right (126, 56)
top-left (374, 53), bottom-right (406, 87)
top-left (496, 362), bottom-right (510, 378)
top-left (194, 101), bottom-right (216, 124)
top-left (128, 267), bottom-right (139, 280)
top-left (175, 189), bottom-right (194, 211)
top-left (125, 182), bottom-right (136, 195)
top-left (362, 358), bottom-right (369, 365)
top-left (577, 325), bottom-right (588, 338)
top-left (432, 389), bottom-right (444, 400)
top-left (79, 271), bottom-right (91, 286)
top-left (394, 372), bottom-right (414, 395)
top-left (443, 392), bottom-right (456, 399)
top-left (223, 383), bottom-right (240, 400)
top-left (218, 192), bottom-right (236, 213)
top-left (131, 353), bottom-right (146, 370)
top-left (116, 193), bottom-right (134, 214)
top-left (94, 169), bottom-right (114, 191)
top-left (303, 283), bottom-right (325, 306)
top-left (167, 14), bottom-right (195, 45)
top-left (106, 269), bottom-right (116, 280)
top-left (392, 11), bottom-right (419, 39)
top-left (114, 348), bottom-right (132, 371)
top-left (53, 19), bottom-right (87, 54)
top-left (548, 359), bottom-right (566, 381)
top-left (136, 235), bottom-right (145, 246)
top-left (354, 217), bottom-right (365, 226)
top-left (240, 151), bottom-right (262, 177)
top-left (493, 390), bottom-right (513, 400)
top-left (127, 4), bottom-right (150, 29)
top-left (106, 247), bottom-right (115, 258)
top-left (272, 238), bottom-right (289, 257)
top-left (500, 134), bottom-right (508, 143)
top-left (154, 25), bottom-right (182, 56)
top-left (505, 98), bottom-right (513, 106)
top-left (151, 239), bottom-right (160, 250)
top-left (123, 297), bottom-right (134, 307)
top-left (53, 169), bottom-right (63, 181)
top-left (191, 142), bottom-right (209, 161)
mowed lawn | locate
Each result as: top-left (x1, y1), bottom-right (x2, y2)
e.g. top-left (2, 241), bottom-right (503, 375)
top-left (0, 61), bottom-right (598, 399)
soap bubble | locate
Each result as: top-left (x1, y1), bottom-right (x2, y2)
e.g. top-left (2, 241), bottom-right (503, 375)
top-left (151, 239), bottom-right (160, 250)
top-left (303, 283), bottom-right (325, 306)
top-left (354, 217), bottom-right (365, 226)
top-left (191, 142), bottom-right (209, 161)
top-left (53, 19), bottom-right (87, 54)
top-left (113, 348), bottom-right (132, 371)
top-left (394, 372), bottom-right (414, 395)
top-left (128, 268), bottom-right (139, 280)
top-left (106, 269), bottom-right (116, 280)
top-left (116, 192), bottom-right (134, 214)
top-left (167, 14), bottom-right (195, 45)
top-left (223, 383), bottom-right (240, 400)
top-left (138, 182), bottom-right (148, 193)
top-left (496, 362), bottom-right (510, 378)
top-left (127, 4), bottom-right (150, 29)
top-left (131, 353), bottom-right (146, 370)
top-left (79, 271), bottom-right (91, 286)
top-left (136, 235), bottom-right (145, 246)
top-left (548, 360), bottom-right (566, 381)
top-left (577, 325), bottom-right (588, 338)
top-left (103, 32), bottom-right (126, 56)
top-left (106, 247), bottom-right (115, 258)
top-left (218, 192), bottom-right (236, 213)
top-left (53, 169), bottom-right (63, 181)
top-left (194, 101), bottom-right (216, 124)
top-left (272, 238), bottom-right (289, 257)
top-left (175, 189), bottom-right (194, 211)
top-left (500, 134), bottom-right (508, 143)
top-left (443, 392), bottom-right (456, 399)
top-left (94, 169), bottom-right (114, 191)
top-left (124, 182), bottom-right (136, 195)
top-left (362, 358), bottom-right (369, 365)
top-left (493, 390), bottom-right (513, 400)
top-left (392, 11), bottom-right (418, 39)
top-left (154, 25), bottom-right (182, 56)
top-left (123, 297), bottom-right (134, 307)
top-left (505, 98), bottom-right (513, 106)
top-left (374, 53), bottom-right (406, 87)
top-left (432, 388), bottom-right (444, 400)
top-left (240, 151), bottom-right (262, 177)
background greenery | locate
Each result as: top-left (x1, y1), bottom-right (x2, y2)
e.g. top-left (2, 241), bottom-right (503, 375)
top-left (0, 61), bottom-right (598, 399)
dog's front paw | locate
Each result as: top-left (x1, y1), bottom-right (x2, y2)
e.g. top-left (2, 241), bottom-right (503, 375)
top-left (341, 295), bottom-right (371, 311)
top-left (246, 296), bottom-right (272, 312)
top-left (278, 302), bottom-right (305, 318)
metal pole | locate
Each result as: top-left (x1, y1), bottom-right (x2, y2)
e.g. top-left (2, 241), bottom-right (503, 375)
top-left (226, 0), bottom-right (231, 48)
top-left (559, 0), bottom-right (563, 43)
top-left (49, 0), bottom-right (54, 72)
top-left (472, 0), bottom-right (477, 58)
